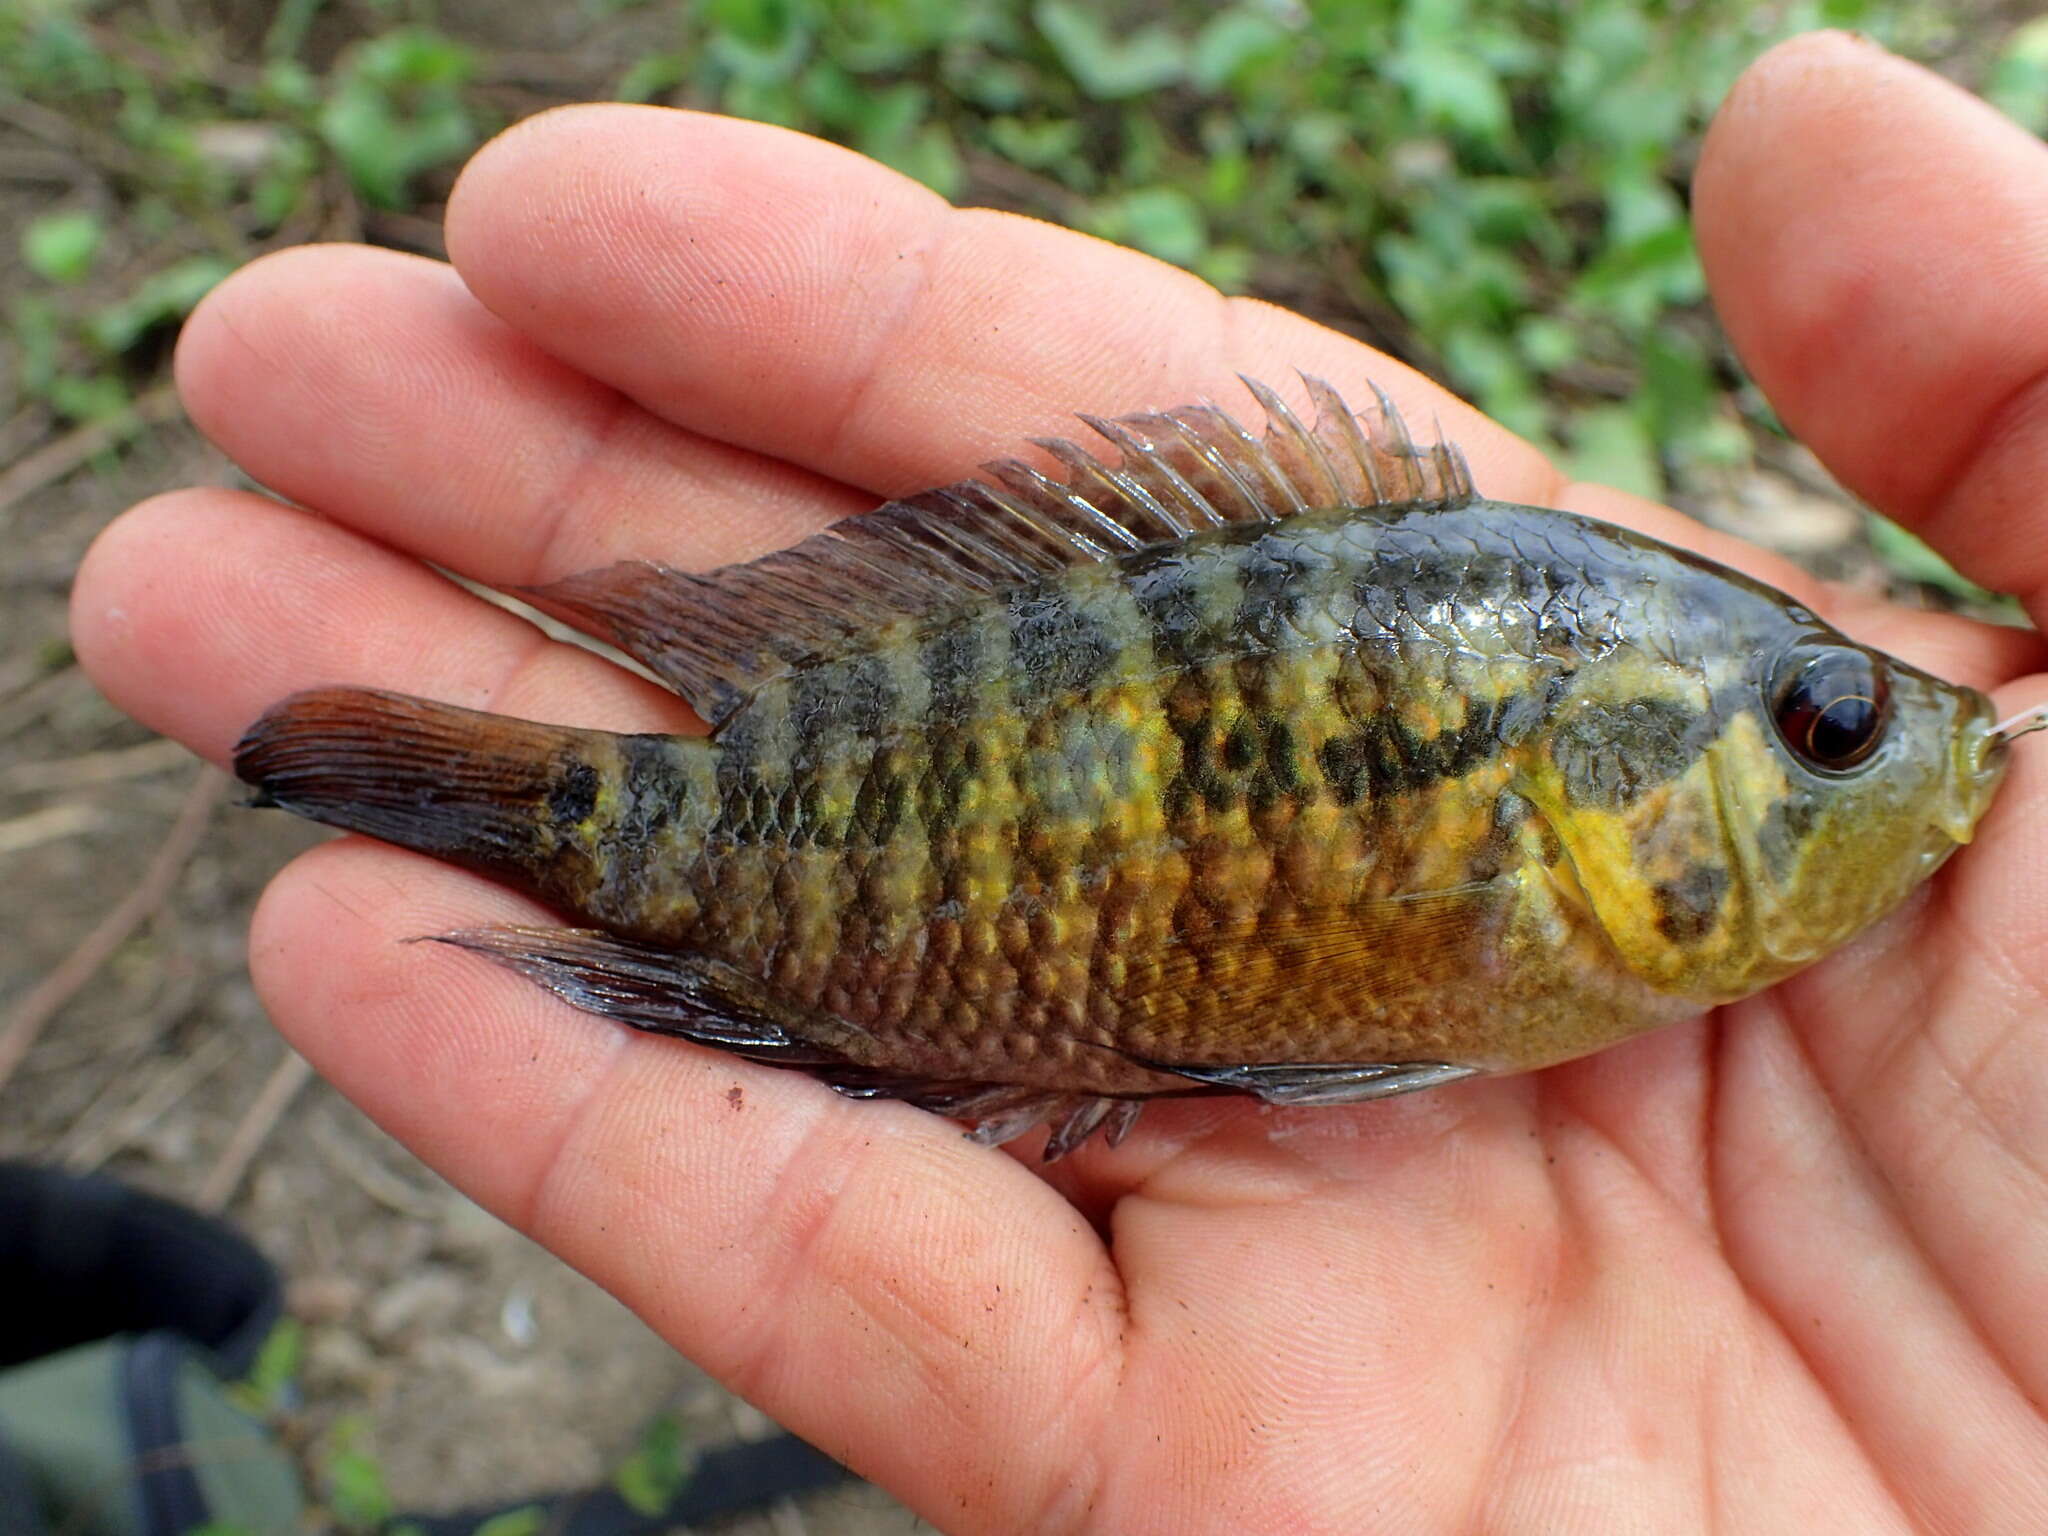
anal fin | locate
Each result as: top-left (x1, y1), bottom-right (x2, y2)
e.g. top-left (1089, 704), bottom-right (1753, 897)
top-left (1124, 1057), bottom-right (1480, 1107)
top-left (432, 926), bottom-right (855, 1066)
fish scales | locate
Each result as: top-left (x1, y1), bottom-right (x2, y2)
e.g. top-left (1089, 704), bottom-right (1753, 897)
top-left (235, 381), bottom-right (2009, 1157)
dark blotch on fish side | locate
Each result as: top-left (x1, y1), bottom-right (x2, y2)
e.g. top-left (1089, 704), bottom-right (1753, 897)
top-left (1653, 863), bottom-right (1730, 943)
top-left (1756, 790), bottom-right (1820, 883)
top-left (920, 620), bottom-right (985, 730)
top-left (1316, 694), bottom-right (1510, 806)
top-left (1551, 696), bottom-right (1707, 808)
top-left (548, 759), bottom-right (601, 827)
top-left (1129, 551), bottom-right (1221, 669)
top-left (1006, 590), bottom-right (1118, 711)
top-left (613, 735), bottom-right (685, 843)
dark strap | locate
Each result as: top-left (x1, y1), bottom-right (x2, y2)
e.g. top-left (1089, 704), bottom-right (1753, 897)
top-left (122, 1332), bottom-right (214, 1536)
top-left (0, 1164), bottom-right (280, 1375)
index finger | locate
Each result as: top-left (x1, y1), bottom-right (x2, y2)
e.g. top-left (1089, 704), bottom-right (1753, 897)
top-left (441, 106), bottom-right (1546, 500)
top-left (1695, 31), bottom-right (2048, 612)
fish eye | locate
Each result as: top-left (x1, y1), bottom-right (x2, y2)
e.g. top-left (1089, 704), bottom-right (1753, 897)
top-left (1770, 645), bottom-right (1891, 774)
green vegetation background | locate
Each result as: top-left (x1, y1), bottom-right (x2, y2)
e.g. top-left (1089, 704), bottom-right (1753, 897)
top-left (15, 1), bottom-right (2048, 503)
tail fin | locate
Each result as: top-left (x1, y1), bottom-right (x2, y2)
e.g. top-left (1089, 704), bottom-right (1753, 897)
top-left (233, 688), bottom-right (698, 919)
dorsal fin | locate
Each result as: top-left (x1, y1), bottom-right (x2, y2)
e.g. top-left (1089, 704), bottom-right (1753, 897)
top-left (530, 376), bottom-right (1476, 729)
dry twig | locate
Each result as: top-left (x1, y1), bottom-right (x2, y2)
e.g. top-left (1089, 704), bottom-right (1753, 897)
top-left (199, 1049), bottom-right (315, 1212)
top-left (0, 736), bottom-right (194, 795)
top-left (0, 763), bottom-right (227, 1091)
top-left (59, 1026), bottom-right (240, 1173)
top-left (0, 382), bottom-right (183, 524)
top-left (0, 801), bottom-right (109, 855)
top-left (309, 1116), bottom-right (446, 1219)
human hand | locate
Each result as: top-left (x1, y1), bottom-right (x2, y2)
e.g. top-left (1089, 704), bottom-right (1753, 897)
top-left (71, 32), bottom-right (2048, 1531)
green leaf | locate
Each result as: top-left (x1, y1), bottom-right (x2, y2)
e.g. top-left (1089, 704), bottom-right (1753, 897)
top-left (881, 122), bottom-right (963, 198)
top-left (1565, 403), bottom-right (1663, 499)
top-left (1095, 185), bottom-right (1207, 267)
top-left (1190, 8), bottom-right (1289, 92)
top-left (702, 0), bottom-right (812, 85)
top-left (1988, 16), bottom-right (2048, 135)
top-left (88, 256), bottom-right (235, 353)
top-left (188, 1524), bottom-right (258, 1536)
top-left (1444, 325), bottom-right (1542, 438)
top-left (325, 1415), bottom-right (394, 1531)
top-left (317, 29), bottom-right (478, 208)
top-left (48, 372), bottom-right (131, 424)
top-left (1514, 314), bottom-right (1578, 373)
top-left (1394, 41), bottom-right (1511, 147)
top-left (986, 115), bottom-right (1085, 171)
top-left (616, 51), bottom-right (687, 103)
top-left (11, 295), bottom-right (62, 397)
top-left (1866, 514), bottom-right (2012, 608)
top-left (613, 1412), bottom-right (695, 1518)
top-left (471, 1509), bottom-right (548, 1536)
top-left (1196, 243), bottom-right (1254, 293)
top-left (263, 0), bottom-right (325, 61)
top-left (22, 210), bottom-right (102, 284)
top-left (228, 1317), bottom-right (303, 1416)
top-left (10, 14), bottom-right (114, 94)
top-left (1035, 0), bottom-right (1184, 100)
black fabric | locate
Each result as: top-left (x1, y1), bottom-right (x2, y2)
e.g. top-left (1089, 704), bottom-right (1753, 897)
top-left (0, 1428), bottom-right (53, 1536)
top-left (400, 1433), bottom-right (855, 1535)
top-left (121, 1332), bottom-right (214, 1536)
top-left (0, 1164), bottom-right (281, 1375)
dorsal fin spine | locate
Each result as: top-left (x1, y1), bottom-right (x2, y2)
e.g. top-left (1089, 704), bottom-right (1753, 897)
top-left (1242, 375), bottom-right (1345, 508)
top-left (1212, 396), bottom-right (1308, 516)
top-left (1370, 382), bottom-right (1426, 502)
top-left (1034, 434), bottom-right (1193, 541)
top-left (1076, 414), bottom-right (1215, 535)
top-left (986, 457), bottom-right (1151, 550)
top-left (1163, 407), bottom-right (1267, 524)
top-left (1305, 375), bottom-right (1384, 503)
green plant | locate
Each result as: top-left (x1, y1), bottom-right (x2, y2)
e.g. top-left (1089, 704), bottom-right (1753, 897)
top-left (227, 1317), bottom-right (304, 1417)
top-left (323, 1414), bottom-right (395, 1532)
top-left (317, 29), bottom-right (480, 208)
top-left (611, 1410), bottom-right (696, 1516)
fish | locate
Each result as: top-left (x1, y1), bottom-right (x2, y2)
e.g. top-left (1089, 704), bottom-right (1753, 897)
top-left (234, 378), bottom-right (2015, 1160)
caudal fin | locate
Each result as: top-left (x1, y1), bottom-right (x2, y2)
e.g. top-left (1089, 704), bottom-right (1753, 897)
top-left (233, 688), bottom-right (708, 922)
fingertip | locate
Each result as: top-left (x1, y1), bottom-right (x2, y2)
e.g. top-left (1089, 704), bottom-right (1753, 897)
top-left (71, 488), bottom-right (240, 756)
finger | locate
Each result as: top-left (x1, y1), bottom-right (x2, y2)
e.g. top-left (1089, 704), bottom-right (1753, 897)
top-left (1696, 32), bottom-right (2048, 610)
top-left (248, 837), bottom-right (1122, 1527)
top-left (173, 244), bottom-right (868, 583)
top-left (442, 107), bottom-right (1549, 502)
top-left (69, 488), bottom-right (683, 762)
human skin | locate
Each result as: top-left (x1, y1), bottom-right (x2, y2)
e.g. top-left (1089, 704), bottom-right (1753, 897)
top-left (68, 31), bottom-right (2048, 1534)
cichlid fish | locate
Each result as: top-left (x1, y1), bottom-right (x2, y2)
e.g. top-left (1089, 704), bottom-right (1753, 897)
top-left (236, 379), bottom-right (2015, 1159)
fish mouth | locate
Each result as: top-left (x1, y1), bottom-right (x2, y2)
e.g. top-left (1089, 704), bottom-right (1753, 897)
top-left (1991, 703), bottom-right (2048, 750)
top-left (1939, 704), bottom-right (2013, 845)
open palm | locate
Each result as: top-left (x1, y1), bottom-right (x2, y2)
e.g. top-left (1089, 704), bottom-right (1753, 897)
top-left (73, 33), bottom-right (2048, 1532)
